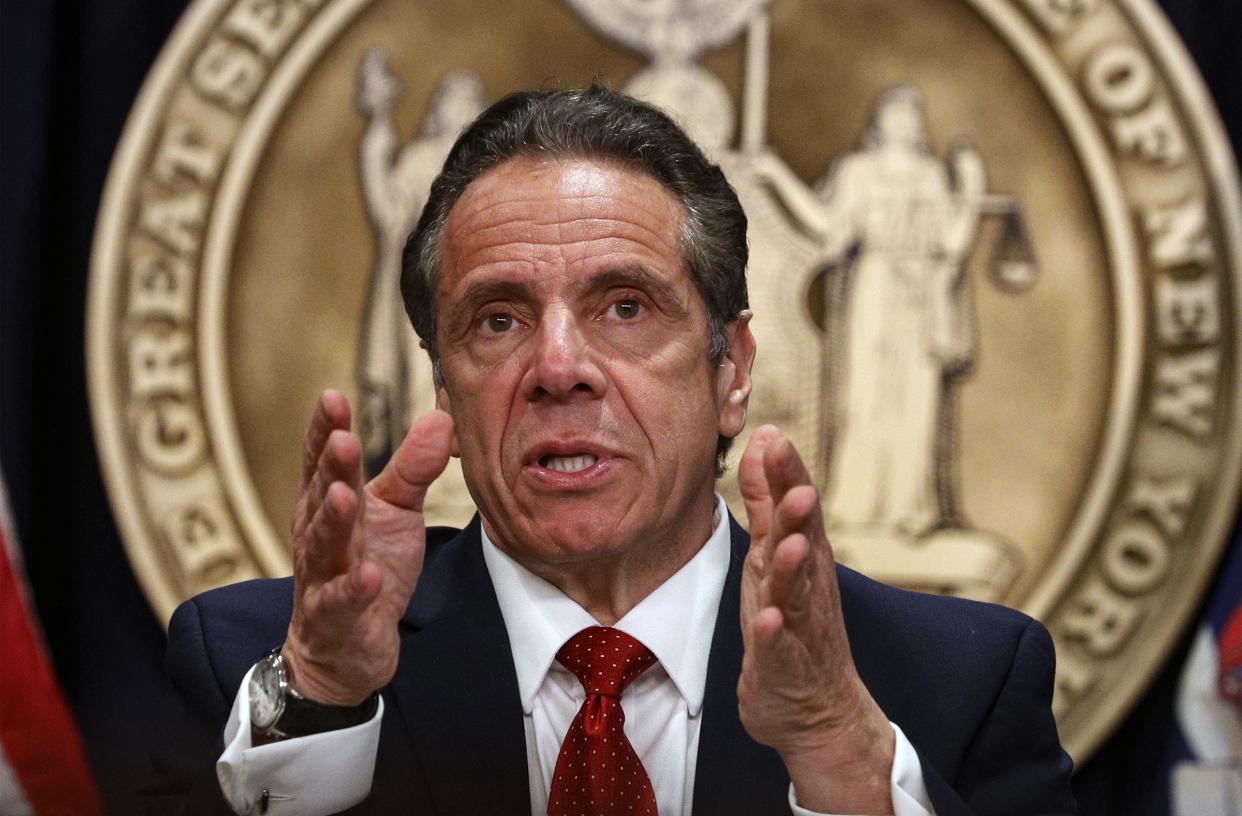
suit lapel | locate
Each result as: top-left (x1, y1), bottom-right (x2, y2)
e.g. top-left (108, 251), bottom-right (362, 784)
top-left (692, 516), bottom-right (791, 815)
top-left (384, 521), bottom-right (531, 815)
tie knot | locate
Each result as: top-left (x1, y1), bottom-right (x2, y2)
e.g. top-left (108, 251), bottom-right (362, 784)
top-left (556, 626), bottom-right (656, 697)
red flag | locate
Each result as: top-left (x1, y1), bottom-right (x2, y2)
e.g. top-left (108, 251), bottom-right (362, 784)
top-left (0, 478), bottom-right (102, 816)
top-left (1218, 601), bottom-right (1242, 709)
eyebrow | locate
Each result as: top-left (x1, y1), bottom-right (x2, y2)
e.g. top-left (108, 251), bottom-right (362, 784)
top-left (438, 277), bottom-right (532, 340)
top-left (456, 264), bottom-right (683, 305)
top-left (583, 264), bottom-right (687, 314)
top-left (454, 278), bottom-right (533, 313)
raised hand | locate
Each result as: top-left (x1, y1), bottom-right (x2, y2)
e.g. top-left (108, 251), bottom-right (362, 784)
top-left (282, 389), bottom-right (454, 706)
top-left (943, 141), bottom-right (987, 258)
top-left (737, 425), bottom-right (895, 814)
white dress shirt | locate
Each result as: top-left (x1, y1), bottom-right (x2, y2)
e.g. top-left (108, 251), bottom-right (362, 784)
top-left (217, 496), bottom-right (935, 815)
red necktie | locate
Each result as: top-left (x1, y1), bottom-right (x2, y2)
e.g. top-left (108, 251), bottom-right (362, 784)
top-left (547, 626), bottom-right (659, 816)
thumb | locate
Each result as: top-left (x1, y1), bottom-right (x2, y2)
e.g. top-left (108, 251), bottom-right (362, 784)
top-left (368, 410), bottom-right (454, 510)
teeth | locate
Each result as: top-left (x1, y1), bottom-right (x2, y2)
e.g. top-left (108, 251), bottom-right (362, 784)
top-left (543, 454), bottom-right (597, 473)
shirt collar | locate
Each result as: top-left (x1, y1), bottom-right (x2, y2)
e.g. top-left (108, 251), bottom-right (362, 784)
top-left (481, 494), bottom-right (731, 718)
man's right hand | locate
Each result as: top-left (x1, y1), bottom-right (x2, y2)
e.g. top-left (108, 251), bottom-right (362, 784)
top-left (282, 389), bottom-right (454, 706)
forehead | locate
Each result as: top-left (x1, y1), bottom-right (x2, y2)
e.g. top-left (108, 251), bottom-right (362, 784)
top-left (438, 156), bottom-right (687, 287)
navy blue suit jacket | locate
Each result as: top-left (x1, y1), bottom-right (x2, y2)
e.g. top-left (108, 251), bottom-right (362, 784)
top-left (147, 516), bottom-right (1076, 815)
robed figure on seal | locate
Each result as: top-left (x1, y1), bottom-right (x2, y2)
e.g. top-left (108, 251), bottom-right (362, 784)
top-left (756, 87), bottom-right (982, 533)
top-left (355, 53), bottom-right (484, 521)
top-left (751, 85), bottom-right (1024, 600)
top-left (355, 52), bottom-right (485, 473)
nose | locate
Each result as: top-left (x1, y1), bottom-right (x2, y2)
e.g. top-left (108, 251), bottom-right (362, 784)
top-left (521, 307), bottom-right (606, 402)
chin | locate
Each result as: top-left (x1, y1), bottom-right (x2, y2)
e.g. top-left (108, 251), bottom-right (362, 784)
top-left (521, 507), bottom-right (635, 562)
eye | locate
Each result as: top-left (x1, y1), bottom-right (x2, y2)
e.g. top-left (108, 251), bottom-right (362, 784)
top-left (483, 313), bottom-right (516, 333)
top-left (609, 299), bottom-right (643, 320)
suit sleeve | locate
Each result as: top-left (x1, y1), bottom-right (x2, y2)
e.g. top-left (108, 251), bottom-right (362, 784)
top-left (145, 597), bottom-right (384, 816)
top-left (917, 618), bottom-right (1077, 816)
top-left (142, 597), bottom-right (240, 815)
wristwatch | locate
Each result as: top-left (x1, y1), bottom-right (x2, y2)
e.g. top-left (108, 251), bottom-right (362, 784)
top-left (248, 648), bottom-right (379, 739)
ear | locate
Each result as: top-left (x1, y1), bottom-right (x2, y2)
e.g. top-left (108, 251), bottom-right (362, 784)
top-left (434, 381), bottom-right (462, 458)
top-left (715, 310), bottom-right (756, 441)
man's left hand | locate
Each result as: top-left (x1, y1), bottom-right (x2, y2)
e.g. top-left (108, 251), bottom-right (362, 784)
top-left (737, 425), bottom-right (896, 815)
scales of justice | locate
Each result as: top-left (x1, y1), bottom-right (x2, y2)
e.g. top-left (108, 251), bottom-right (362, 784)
top-left (353, 0), bottom-right (1040, 603)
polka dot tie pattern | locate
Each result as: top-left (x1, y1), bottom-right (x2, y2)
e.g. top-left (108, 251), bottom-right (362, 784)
top-left (547, 626), bottom-right (659, 816)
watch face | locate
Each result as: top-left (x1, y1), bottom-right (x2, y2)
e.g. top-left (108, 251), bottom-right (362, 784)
top-left (249, 656), bottom-right (283, 730)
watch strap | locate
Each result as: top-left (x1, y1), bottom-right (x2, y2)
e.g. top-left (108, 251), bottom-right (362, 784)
top-left (254, 647), bottom-right (380, 739)
top-left (272, 686), bottom-right (379, 738)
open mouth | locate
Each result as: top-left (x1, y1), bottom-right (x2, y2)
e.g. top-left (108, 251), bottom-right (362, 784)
top-left (539, 453), bottom-right (598, 474)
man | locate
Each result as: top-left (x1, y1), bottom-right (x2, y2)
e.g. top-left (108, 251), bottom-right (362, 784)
top-left (148, 86), bottom-right (1076, 815)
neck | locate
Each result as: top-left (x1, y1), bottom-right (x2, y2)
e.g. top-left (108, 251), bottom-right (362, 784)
top-left (488, 496), bottom-right (718, 625)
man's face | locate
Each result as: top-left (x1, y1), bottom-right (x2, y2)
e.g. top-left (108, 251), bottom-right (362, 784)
top-left (432, 156), bottom-right (753, 574)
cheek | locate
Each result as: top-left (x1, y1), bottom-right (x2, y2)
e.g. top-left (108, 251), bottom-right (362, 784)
top-left (443, 372), bottom-right (518, 458)
top-left (623, 361), bottom-right (719, 459)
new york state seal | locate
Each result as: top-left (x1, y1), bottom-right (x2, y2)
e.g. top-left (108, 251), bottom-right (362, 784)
top-left (87, 0), bottom-right (1242, 764)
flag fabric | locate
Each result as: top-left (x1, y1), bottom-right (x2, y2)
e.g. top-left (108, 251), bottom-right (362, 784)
top-left (0, 475), bottom-right (102, 816)
top-left (1169, 530), bottom-right (1242, 815)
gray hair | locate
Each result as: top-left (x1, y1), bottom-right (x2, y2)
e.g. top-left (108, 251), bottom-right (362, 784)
top-left (400, 83), bottom-right (749, 470)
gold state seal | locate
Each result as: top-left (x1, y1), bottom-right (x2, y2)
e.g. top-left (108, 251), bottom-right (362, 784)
top-left (88, 0), bottom-right (1242, 763)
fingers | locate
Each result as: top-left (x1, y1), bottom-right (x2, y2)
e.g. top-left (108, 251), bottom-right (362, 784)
top-left (304, 480), bottom-right (359, 581)
top-left (300, 429), bottom-right (364, 568)
top-left (739, 425), bottom-right (781, 542)
top-left (302, 429), bottom-right (364, 541)
top-left (742, 426), bottom-right (839, 641)
top-left (762, 434), bottom-right (815, 503)
top-left (765, 439), bottom-right (829, 564)
top-left (753, 436), bottom-right (836, 632)
top-left (745, 532), bottom-right (816, 669)
top-left (765, 533), bottom-right (811, 616)
top-left (311, 554), bottom-right (383, 614)
top-left (302, 390), bottom-right (352, 490)
top-left (769, 482), bottom-right (821, 559)
top-left (740, 426), bottom-right (817, 543)
top-left (750, 606), bottom-right (786, 651)
top-left (762, 488), bottom-right (818, 627)
top-left (369, 410), bottom-right (454, 510)
top-left (300, 472), bottom-right (383, 616)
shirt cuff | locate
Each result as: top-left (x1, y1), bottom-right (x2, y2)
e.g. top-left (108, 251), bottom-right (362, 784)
top-left (216, 664), bottom-right (383, 815)
top-left (787, 721), bottom-right (935, 816)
